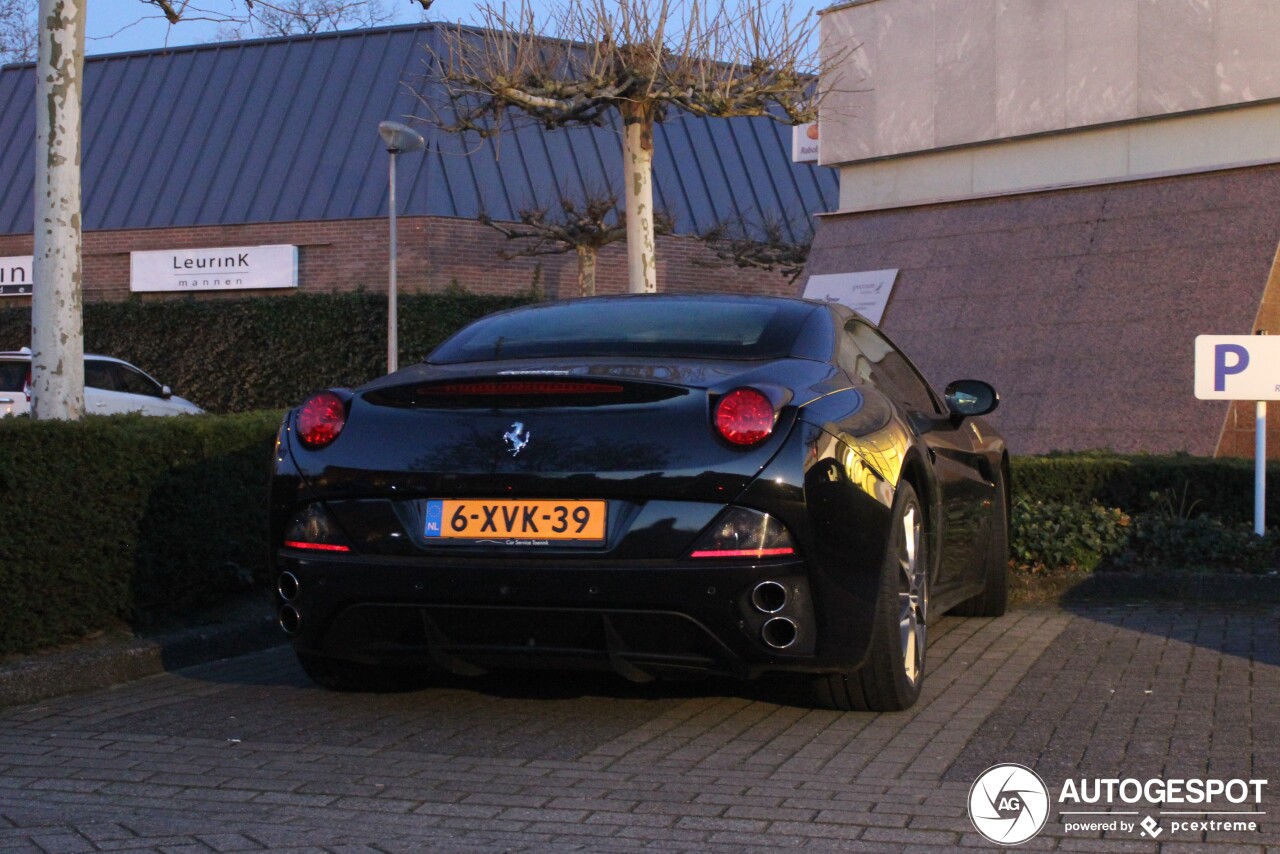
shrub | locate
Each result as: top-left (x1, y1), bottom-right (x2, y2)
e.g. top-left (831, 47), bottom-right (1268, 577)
top-left (0, 289), bottom-right (536, 414)
top-left (1112, 490), bottom-right (1280, 573)
top-left (1010, 496), bottom-right (1130, 572)
top-left (1011, 452), bottom-right (1280, 527)
top-left (0, 411), bottom-right (280, 656)
top-left (1010, 461), bottom-right (1280, 574)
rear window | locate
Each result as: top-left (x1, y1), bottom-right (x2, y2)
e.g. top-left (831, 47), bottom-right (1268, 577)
top-left (430, 298), bottom-right (816, 364)
top-left (0, 360), bottom-right (27, 392)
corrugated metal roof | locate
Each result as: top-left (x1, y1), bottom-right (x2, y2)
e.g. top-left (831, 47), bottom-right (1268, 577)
top-left (0, 23), bottom-right (837, 240)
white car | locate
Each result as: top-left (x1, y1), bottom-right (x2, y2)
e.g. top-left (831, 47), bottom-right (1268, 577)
top-left (0, 348), bottom-right (204, 417)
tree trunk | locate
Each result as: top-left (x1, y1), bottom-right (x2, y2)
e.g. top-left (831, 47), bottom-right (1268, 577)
top-left (620, 101), bottom-right (657, 294)
top-left (31, 0), bottom-right (85, 420)
top-left (576, 245), bottom-right (597, 297)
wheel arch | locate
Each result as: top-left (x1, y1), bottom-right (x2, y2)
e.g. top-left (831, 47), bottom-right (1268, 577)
top-left (1000, 451), bottom-right (1012, 513)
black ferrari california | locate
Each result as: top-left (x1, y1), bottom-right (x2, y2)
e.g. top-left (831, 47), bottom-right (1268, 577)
top-left (270, 295), bottom-right (1008, 711)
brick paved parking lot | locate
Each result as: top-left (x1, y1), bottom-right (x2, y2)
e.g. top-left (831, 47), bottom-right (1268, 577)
top-left (0, 605), bottom-right (1276, 852)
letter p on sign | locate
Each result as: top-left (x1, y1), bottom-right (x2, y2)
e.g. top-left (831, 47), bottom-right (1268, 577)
top-left (1215, 345), bottom-right (1249, 391)
top-left (1195, 336), bottom-right (1280, 400)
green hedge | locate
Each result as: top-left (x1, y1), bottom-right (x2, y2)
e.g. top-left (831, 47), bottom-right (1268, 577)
top-left (1011, 452), bottom-right (1280, 527)
top-left (5, 408), bottom-right (1279, 655)
top-left (0, 412), bottom-right (282, 656)
top-left (1011, 453), bottom-right (1280, 573)
top-left (0, 289), bottom-right (535, 414)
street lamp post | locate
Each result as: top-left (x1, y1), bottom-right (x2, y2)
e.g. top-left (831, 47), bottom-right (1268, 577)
top-left (379, 120), bottom-right (426, 374)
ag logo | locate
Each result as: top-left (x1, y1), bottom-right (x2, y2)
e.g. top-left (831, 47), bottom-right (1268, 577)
top-left (968, 763), bottom-right (1050, 845)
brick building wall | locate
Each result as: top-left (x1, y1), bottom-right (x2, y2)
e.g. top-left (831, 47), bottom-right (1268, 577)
top-left (808, 163), bottom-right (1280, 459)
top-left (0, 216), bottom-right (798, 305)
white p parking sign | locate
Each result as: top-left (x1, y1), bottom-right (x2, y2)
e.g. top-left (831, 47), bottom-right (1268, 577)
top-left (1194, 334), bottom-right (1278, 535)
top-left (1194, 335), bottom-right (1280, 400)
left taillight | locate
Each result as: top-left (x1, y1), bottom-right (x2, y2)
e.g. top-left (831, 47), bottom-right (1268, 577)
top-left (297, 391), bottom-right (347, 449)
top-left (283, 503), bottom-right (352, 553)
top-left (714, 387), bottom-right (776, 446)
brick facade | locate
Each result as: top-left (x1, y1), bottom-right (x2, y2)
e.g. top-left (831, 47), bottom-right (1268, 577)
top-left (0, 216), bottom-right (798, 305)
top-left (808, 163), bottom-right (1280, 459)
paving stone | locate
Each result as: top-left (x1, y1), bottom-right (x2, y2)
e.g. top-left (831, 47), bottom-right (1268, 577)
top-left (0, 607), bottom-right (1273, 850)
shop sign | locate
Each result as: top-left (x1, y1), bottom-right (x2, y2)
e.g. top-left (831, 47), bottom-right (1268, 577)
top-left (131, 244), bottom-right (298, 292)
top-left (792, 123), bottom-right (819, 163)
top-left (0, 256), bottom-right (33, 297)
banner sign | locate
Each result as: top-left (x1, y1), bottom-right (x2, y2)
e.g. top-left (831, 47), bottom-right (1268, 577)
top-left (802, 269), bottom-right (899, 325)
top-left (0, 256), bottom-right (33, 297)
top-left (131, 244), bottom-right (298, 293)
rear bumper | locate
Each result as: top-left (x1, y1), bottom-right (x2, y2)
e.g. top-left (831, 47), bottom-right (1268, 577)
top-left (270, 420), bottom-right (901, 683)
top-left (275, 551), bottom-right (853, 681)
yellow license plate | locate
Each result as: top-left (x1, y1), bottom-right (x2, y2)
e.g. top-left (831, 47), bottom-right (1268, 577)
top-left (424, 499), bottom-right (607, 542)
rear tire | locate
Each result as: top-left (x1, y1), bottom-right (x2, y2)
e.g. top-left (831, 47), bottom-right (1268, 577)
top-left (297, 652), bottom-right (424, 692)
top-left (951, 467), bottom-right (1009, 618)
top-left (812, 481), bottom-right (927, 712)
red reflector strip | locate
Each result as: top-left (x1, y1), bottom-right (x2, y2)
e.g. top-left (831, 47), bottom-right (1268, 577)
top-left (421, 381), bottom-right (624, 395)
top-left (284, 540), bottom-right (351, 553)
top-left (690, 547), bottom-right (796, 559)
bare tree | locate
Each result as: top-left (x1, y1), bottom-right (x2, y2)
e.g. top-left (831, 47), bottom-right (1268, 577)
top-left (697, 211), bottom-right (811, 284)
top-left (31, 0), bottom-right (84, 420)
top-left (0, 0), bottom-right (37, 64)
top-left (139, 0), bottom-right (430, 29)
top-left (426, 0), bottom-right (841, 294)
top-left (479, 188), bottom-right (673, 297)
top-left (214, 0), bottom-right (400, 40)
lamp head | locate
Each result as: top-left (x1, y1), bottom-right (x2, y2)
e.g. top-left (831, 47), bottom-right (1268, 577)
top-left (378, 120), bottom-right (425, 154)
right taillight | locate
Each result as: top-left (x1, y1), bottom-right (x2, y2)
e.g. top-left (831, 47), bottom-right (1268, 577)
top-left (689, 507), bottom-right (796, 558)
top-left (297, 391), bottom-right (347, 449)
top-left (714, 387), bottom-right (775, 446)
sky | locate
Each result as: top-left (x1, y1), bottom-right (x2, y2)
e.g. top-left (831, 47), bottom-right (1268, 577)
top-left (85, 0), bottom-right (417, 56)
top-left (84, 0), bottom-right (824, 57)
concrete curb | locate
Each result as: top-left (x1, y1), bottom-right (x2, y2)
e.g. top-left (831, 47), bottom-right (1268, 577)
top-left (0, 604), bottom-right (285, 709)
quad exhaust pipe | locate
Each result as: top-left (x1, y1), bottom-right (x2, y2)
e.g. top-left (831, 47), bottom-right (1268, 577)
top-left (751, 580), bottom-right (788, 613)
top-left (752, 581), bottom-right (798, 648)
top-left (277, 572), bottom-right (302, 635)
top-left (277, 571), bottom-right (300, 601)
top-left (278, 604), bottom-right (302, 635)
top-left (761, 617), bottom-right (798, 649)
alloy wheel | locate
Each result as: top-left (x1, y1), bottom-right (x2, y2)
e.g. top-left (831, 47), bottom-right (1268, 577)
top-left (897, 502), bottom-right (927, 686)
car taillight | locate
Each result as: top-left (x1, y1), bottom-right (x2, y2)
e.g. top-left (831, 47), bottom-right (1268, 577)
top-left (297, 391), bottom-right (347, 449)
top-left (282, 503), bottom-right (352, 553)
top-left (689, 507), bottom-right (796, 558)
top-left (714, 388), bottom-right (775, 446)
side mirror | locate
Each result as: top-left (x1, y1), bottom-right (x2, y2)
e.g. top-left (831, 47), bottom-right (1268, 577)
top-left (944, 379), bottom-right (999, 418)
top-left (161, 385), bottom-right (173, 399)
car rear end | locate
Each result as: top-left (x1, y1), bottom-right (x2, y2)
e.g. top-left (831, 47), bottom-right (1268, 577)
top-left (268, 297), bottom-right (894, 686)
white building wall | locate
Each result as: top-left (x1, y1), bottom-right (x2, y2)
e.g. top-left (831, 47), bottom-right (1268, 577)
top-left (819, 0), bottom-right (1280, 210)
